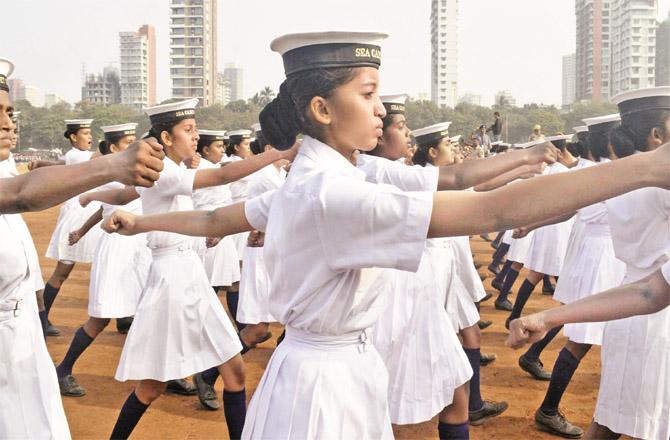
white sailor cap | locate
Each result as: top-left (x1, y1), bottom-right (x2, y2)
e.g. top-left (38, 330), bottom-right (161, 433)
top-left (513, 139), bottom-right (546, 149)
top-left (0, 58), bottom-right (14, 93)
top-left (228, 129), bottom-right (252, 142)
top-left (101, 123), bottom-right (137, 140)
top-left (64, 119), bottom-right (94, 130)
top-left (140, 131), bottom-right (150, 139)
top-left (144, 98), bottom-right (198, 125)
top-left (198, 130), bottom-right (227, 142)
top-left (412, 122), bottom-right (452, 147)
top-left (545, 134), bottom-right (573, 142)
top-left (381, 94), bottom-right (408, 115)
top-left (250, 123), bottom-right (262, 134)
top-left (583, 114), bottom-right (621, 134)
top-left (612, 86), bottom-right (670, 118)
top-left (450, 135), bottom-right (462, 143)
top-left (573, 126), bottom-right (588, 134)
top-left (271, 31), bottom-right (388, 76)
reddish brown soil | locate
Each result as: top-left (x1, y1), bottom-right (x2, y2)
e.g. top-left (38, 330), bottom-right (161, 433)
top-left (25, 205), bottom-right (604, 440)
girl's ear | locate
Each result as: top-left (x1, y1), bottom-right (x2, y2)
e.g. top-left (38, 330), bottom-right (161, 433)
top-left (160, 130), bottom-right (172, 147)
top-left (650, 126), bottom-right (665, 147)
top-left (110, 143), bottom-right (120, 154)
top-left (428, 146), bottom-right (438, 160)
top-left (309, 96), bottom-right (332, 126)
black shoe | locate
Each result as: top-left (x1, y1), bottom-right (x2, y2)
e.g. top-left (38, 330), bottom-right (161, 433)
top-left (479, 273), bottom-right (488, 282)
top-left (491, 241), bottom-right (499, 249)
top-left (495, 298), bottom-right (513, 311)
top-left (474, 262), bottom-right (483, 270)
top-left (479, 233), bottom-right (493, 242)
top-left (166, 378), bottom-right (198, 396)
top-left (480, 352), bottom-right (497, 366)
top-left (488, 264), bottom-right (500, 276)
top-left (277, 330), bottom-right (286, 346)
top-left (491, 278), bottom-right (503, 292)
top-left (193, 372), bottom-right (220, 411)
top-left (543, 284), bottom-right (555, 295)
top-left (505, 316), bottom-right (511, 330)
top-left (116, 316), bottom-right (133, 334)
top-left (480, 292), bottom-right (493, 303)
top-left (519, 355), bottom-right (552, 381)
top-left (58, 374), bottom-right (86, 397)
top-left (478, 320), bottom-right (493, 331)
top-left (534, 408), bottom-right (584, 438)
top-left (469, 400), bottom-right (508, 426)
top-left (46, 320), bottom-right (60, 337)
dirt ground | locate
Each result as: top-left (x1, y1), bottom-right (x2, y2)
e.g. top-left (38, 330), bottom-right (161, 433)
top-left (25, 205), bottom-right (604, 440)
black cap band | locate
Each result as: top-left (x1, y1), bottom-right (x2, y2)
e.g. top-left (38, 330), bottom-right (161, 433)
top-left (383, 103), bottom-right (405, 115)
top-left (415, 130), bottom-right (450, 147)
top-left (618, 95), bottom-right (670, 118)
top-left (282, 43), bottom-right (381, 76)
top-left (104, 130), bottom-right (135, 141)
top-left (0, 75), bottom-right (7, 92)
top-left (587, 120), bottom-right (620, 135)
top-left (200, 134), bottom-right (225, 143)
top-left (149, 108), bottom-right (196, 126)
top-left (576, 131), bottom-right (589, 142)
top-left (66, 123), bottom-right (92, 130)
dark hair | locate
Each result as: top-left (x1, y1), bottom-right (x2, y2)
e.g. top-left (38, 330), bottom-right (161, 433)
top-left (550, 139), bottom-right (568, 151)
top-left (148, 120), bottom-right (180, 147)
top-left (494, 111), bottom-right (500, 117)
top-left (589, 127), bottom-right (618, 160)
top-left (63, 127), bottom-right (84, 143)
top-left (566, 141), bottom-right (581, 157)
top-left (610, 109), bottom-right (670, 158)
top-left (260, 67), bottom-right (358, 150)
top-left (250, 138), bottom-right (263, 155)
top-left (225, 137), bottom-right (247, 157)
top-left (196, 137), bottom-right (218, 155)
top-left (367, 114), bottom-right (402, 157)
top-left (412, 142), bottom-right (438, 167)
top-left (98, 132), bottom-right (126, 155)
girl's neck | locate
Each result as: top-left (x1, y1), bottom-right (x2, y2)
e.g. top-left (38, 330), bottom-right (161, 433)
top-left (166, 149), bottom-right (183, 165)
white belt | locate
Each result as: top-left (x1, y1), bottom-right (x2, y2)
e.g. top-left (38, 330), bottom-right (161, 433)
top-left (0, 299), bottom-right (22, 320)
top-left (285, 326), bottom-right (373, 353)
top-left (581, 222), bottom-right (611, 237)
top-left (150, 242), bottom-right (192, 258)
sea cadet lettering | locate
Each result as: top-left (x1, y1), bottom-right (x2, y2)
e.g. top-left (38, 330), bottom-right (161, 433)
top-left (355, 47), bottom-right (381, 59)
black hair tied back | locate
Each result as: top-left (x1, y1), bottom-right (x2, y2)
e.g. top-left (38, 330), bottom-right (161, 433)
top-left (259, 80), bottom-right (302, 150)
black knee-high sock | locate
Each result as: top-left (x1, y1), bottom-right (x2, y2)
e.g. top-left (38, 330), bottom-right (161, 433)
top-left (38, 310), bottom-right (48, 338)
top-left (497, 266), bottom-right (519, 302)
top-left (492, 231), bottom-right (504, 247)
top-left (438, 421), bottom-right (469, 439)
top-left (110, 391), bottom-right (149, 440)
top-left (509, 279), bottom-right (536, 320)
top-left (56, 326), bottom-right (95, 377)
top-left (43, 282), bottom-right (60, 317)
top-left (524, 325), bottom-right (563, 362)
top-left (201, 366), bottom-right (220, 387)
top-left (494, 260), bottom-right (513, 285)
top-left (543, 274), bottom-right (553, 290)
top-left (223, 389), bottom-right (247, 440)
top-left (491, 242), bottom-right (510, 267)
top-left (540, 347), bottom-right (581, 416)
top-left (464, 348), bottom-right (483, 412)
top-left (226, 291), bottom-right (246, 331)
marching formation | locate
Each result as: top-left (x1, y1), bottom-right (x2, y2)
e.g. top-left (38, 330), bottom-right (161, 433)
top-left (1, 29), bottom-right (670, 440)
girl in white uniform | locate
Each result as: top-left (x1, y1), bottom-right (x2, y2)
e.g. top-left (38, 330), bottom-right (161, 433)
top-left (100, 35), bottom-right (670, 440)
top-left (91, 99), bottom-right (297, 440)
top-left (33, 119), bottom-right (104, 335)
top-left (52, 124), bottom-right (153, 398)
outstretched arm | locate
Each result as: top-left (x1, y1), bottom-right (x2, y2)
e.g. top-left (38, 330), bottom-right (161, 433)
top-left (473, 162), bottom-right (546, 192)
top-left (81, 186), bottom-right (139, 207)
top-left (0, 139), bottom-right (164, 214)
top-left (438, 142), bottom-right (555, 190)
top-left (507, 268), bottom-right (670, 349)
top-left (28, 159), bottom-right (66, 169)
top-left (69, 207), bottom-right (103, 245)
top-left (428, 144), bottom-right (667, 238)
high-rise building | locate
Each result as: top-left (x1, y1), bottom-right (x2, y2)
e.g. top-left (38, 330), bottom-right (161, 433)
top-left (7, 78), bottom-right (24, 102)
top-left (656, 12), bottom-right (670, 86)
top-left (495, 90), bottom-right (516, 107)
top-left (459, 93), bottom-right (481, 106)
top-left (223, 63), bottom-right (243, 102)
top-left (81, 66), bottom-right (121, 106)
top-left (562, 53), bottom-right (577, 107)
top-left (17, 85), bottom-right (41, 107)
top-left (575, 0), bottom-right (612, 101)
top-left (609, 0), bottom-right (657, 96)
top-left (430, 0), bottom-right (458, 108)
top-left (120, 25), bottom-right (156, 109)
top-left (170, 0), bottom-right (218, 106)
top-left (215, 72), bottom-right (231, 106)
top-left (44, 94), bottom-right (68, 108)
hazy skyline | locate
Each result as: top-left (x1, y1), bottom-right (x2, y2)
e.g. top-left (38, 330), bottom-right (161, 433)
top-left (5, 0), bottom-right (670, 107)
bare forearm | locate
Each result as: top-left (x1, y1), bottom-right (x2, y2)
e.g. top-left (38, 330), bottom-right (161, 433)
top-left (438, 149), bottom-right (527, 190)
top-left (473, 166), bottom-right (530, 191)
top-left (213, 150), bottom-right (283, 186)
top-left (33, 159), bottom-right (65, 168)
top-left (133, 203), bottom-right (252, 237)
top-left (0, 159), bottom-right (115, 214)
top-left (77, 208), bottom-right (103, 238)
top-left (429, 153), bottom-right (651, 237)
top-left (542, 273), bottom-right (670, 328)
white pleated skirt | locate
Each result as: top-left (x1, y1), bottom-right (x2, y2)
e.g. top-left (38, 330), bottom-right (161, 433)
top-left (238, 247), bottom-right (275, 325)
top-left (501, 230), bottom-right (513, 245)
top-left (88, 233), bottom-right (151, 318)
top-left (242, 327), bottom-right (394, 440)
top-left (20, 221), bottom-right (45, 292)
top-left (373, 245), bottom-right (472, 425)
top-left (0, 288), bottom-right (71, 440)
top-left (46, 202), bottom-right (104, 263)
top-left (115, 245), bottom-right (241, 382)
top-left (524, 219), bottom-right (574, 276)
top-left (554, 226), bottom-right (625, 345)
top-left (231, 232), bottom-right (250, 262)
top-left (202, 235), bottom-right (240, 288)
top-left (452, 236), bottom-right (487, 303)
top-left (439, 239), bottom-right (480, 331)
top-left (506, 231), bottom-right (535, 264)
top-left (594, 266), bottom-right (670, 439)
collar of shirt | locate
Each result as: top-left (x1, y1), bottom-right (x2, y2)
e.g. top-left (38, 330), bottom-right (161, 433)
top-left (299, 135), bottom-right (365, 180)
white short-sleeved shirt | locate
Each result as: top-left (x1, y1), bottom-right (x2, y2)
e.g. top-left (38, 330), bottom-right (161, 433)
top-left (192, 158), bottom-right (233, 211)
top-left (63, 148), bottom-right (93, 166)
top-left (135, 158), bottom-right (196, 249)
top-left (248, 164), bottom-right (286, 199)
top-left (0, 215), bottom-right (31, 304)
top-left (356, 154), bottom-right (439, 192)
top-left (576, 159), bottom-right (609, 226)
top-left (227, 155), bottom-right (255, 204)
top-left (662, 261), bottom-right (670, 285)
top-left (245, 136), bottom-right (433, 335)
